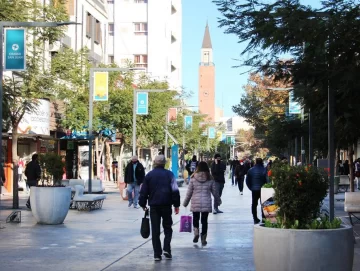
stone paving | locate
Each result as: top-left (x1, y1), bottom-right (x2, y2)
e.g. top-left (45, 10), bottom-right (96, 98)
top-left (0, 179), bottom-right (359, 271)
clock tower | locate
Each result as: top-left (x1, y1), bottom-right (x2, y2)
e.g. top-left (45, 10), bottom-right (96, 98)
top-left (199, 23), bottom-right (215, 121)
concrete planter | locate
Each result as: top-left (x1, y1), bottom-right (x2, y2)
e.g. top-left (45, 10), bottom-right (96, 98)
top-left (30, 186), bottom-right (71, 225)
top-left (253, 224), bottom-right (354, 271)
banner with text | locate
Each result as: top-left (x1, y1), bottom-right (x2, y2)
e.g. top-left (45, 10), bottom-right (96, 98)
top-left (137, 92), bottom-right (149, 115)
top-left (5, 28), bottom-right (26, 71)
top-left (184, 116), bottom-right (193, 130)
top-left (208, 127), bottom-right (216, 139)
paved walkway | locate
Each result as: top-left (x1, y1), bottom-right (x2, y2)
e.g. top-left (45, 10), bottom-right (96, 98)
top-left (0, 180), bottom-right (359, 271)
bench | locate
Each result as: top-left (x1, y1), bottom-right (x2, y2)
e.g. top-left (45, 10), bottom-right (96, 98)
top-left (84, 179), bottom-right (105, 193)
top-left (339, 175), bottom-right (350, 192)
top-left (73, 185), bottom-right (106, 211)
top-left (344, 192), bottom-right (360, 225)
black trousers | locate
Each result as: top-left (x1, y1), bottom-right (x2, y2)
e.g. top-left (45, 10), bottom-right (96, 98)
top-left (251, 190), bottom-right (265, 220)
top-left (237, 176), bottom-right (244, 192)
top-left (150, 206), bottom-right (173, 257)
top-left (26, 182), bottom-right (36, 206)
top-left (193, 212), bottom-right (209, 235)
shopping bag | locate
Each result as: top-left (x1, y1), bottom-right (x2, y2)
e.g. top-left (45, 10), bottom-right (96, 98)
top-left (122, 187), bottom-right (128, 199)
top-left (179, 215), bottom-right (192, 233)
top-left (140, 209), bottom-right (150, 239)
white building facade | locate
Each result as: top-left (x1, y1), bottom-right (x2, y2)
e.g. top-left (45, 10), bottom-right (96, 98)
top-left (107, 0), bottom-right (182, 90)
top-left (51, 0), bottom-right (109, 64)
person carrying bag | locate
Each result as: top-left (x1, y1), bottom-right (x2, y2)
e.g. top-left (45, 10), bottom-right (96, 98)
top-left (183, 161), bottom-right (221, 246)
top-left (140, 208), bottom-right (150, 239)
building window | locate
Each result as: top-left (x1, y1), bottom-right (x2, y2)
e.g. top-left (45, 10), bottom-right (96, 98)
top-left (108, 55), bottom-right (114, 64)
top-left (86, 13), bottom-right (91, 37)
top-left (134, 23), bottom-right (148, 36)
top-left (134, 0), bottom-right (147, 3)
top-left (108, 23), bottom-right (114, 36)
top-left (95, 20), bottom-right (101, 44)
top-left (203, 51), bottom-right (210, 63)
top-left (134, 55), bottom-right (148, 68)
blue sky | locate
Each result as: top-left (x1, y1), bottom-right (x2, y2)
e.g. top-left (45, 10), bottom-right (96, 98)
top-left (182, 0), bottom-right (321, 116)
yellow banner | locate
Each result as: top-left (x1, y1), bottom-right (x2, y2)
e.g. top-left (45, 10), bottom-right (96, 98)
top-left (94, 72), bottom-right (108, 101)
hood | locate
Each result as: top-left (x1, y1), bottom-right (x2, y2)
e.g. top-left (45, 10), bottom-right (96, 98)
top-left (193, 172), bottom-right (209, 183)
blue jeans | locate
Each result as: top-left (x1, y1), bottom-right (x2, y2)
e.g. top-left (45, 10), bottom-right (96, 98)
top-left (127, 183), bottom-right (140, 206)
top-left (214, 182), bottom-right (224, 210)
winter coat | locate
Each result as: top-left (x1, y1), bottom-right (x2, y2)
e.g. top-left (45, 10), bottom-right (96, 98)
top-left (124, 162), bottom-right (145, 185)
top-left (183, 172), bottom-right (221, 213)
top-left (139, 167), bottom-right (180, 208)
top-left (246, 164), bottom-right (266, 191)
top-left (25, 160), bottom-right (41, 185)
top-left (211, 162), bottom-right (226, 183)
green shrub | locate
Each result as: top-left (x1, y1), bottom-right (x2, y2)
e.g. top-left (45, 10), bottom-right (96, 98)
top-left (262, 182), bottom-right (273, 188)
top-left (269, 164), bottom-right (329, 229)
top-left (39, 153), bottom-right (65, 186)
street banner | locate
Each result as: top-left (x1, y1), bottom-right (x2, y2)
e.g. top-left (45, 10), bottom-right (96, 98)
top-left (94, 72), bottom-right (109, 101)
top-left (217, 131), bottom-right (225, 142)
top-left (168, 108), bottom-right (177, 122)
top-left (226, 136), bottom-right (231, 145)
top-left (171, 144), bottom-right (179, 178)
top-left (231, 136), bottom-right (235, 145)
top-left (184, 115), bottom-right (193, 130)
top-left (208, 127), bottom-right (216, 139)
top-left (5, 28), bottom-right (26, 71)
top-left (136, 92), bottom-right (148, 115)
top-left (289, 91), bottom-right (301, 114)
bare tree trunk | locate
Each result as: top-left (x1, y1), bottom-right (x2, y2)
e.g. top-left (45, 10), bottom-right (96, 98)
top-left (105, 142), bottom-right (111, 181)
top-left (95, 137), bottom-right (99, 177)
top-left (12, 126), bottom-right (19, 163)
top-left (335, 147), bottom-right (340, 175)
top-left (118, 140), bottom-right (124, 183)
top-left (349, 145), bottom-right (354, 192)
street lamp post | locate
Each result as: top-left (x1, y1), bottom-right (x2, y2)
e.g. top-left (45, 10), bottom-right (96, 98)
top-left (0, 21), bottom-right (78, 209)
top-left (132, 89), bottom-right (168, 156)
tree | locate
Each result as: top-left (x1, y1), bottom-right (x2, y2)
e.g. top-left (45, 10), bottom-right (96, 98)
top-left (2, 0), bottom-right (69, 163)
top-left (214, 0), bottom-right (360, 188)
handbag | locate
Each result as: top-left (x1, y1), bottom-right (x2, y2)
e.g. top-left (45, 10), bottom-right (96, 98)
top-left (140, 209), bottom-right (150, 239)
top-left (122, 187), bottom-right (128, 199)
top-left (179, 215), bottom-right (192, 233)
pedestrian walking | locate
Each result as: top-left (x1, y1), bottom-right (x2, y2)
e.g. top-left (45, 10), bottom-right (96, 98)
top-left (211, 153), bottom-right (226, 214)
top-left (355, 158), bottom-right (360, 190)
top-left (183, 161), bottom-right (221, 246)
top-left (124, 155), bottom-right (145, 208)
top-left (185, 155), bottom-right (198, 181)
top-left (112, 158), bottom-right (118, 183)
top-left (25, 154), bottom-right (41, 209)
top-left (235, 160), bottom-right (246, 195)
top-left (343, 160), bottom-right (350, 175)
top-left (139, 155), bottom-right (180, 261)
top-left (230, 156), bottom-right (240, 186)
top-left (246, 158), bottom-right (267, 224)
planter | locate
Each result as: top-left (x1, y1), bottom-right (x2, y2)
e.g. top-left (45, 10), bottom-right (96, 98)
top-left (30, 186), bottom-right (71, 225)
top-left (261, 187), bottom-right (278, 222)
top-left (253, 224), bottom-right (354, 271)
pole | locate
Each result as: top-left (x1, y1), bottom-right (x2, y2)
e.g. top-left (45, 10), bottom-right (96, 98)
top-left (165, 112), bottom-right (168, 158)
top-left (88, 70), bottom-right (94, 193)
top-left (309, 109), bottom-right (313, 164)
top-left (132, 89), bottom-right (137, 156)
top-left (295, 137), bottom-right (298, 165)
top-left (0, 25), bottom-right (3, 188)
top-left (328, 75), bottom-right (335, 221)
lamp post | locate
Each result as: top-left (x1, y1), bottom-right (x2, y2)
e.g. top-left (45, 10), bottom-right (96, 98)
top-left (132, 89), bottom-right (168, 156)
top-left (0, 21), bottom-right (78, 209)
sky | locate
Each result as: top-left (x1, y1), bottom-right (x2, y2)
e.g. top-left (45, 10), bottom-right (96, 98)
top-left (182, 0), bottom-right (321, 117)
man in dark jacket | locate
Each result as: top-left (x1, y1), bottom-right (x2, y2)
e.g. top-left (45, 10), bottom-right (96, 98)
top-left (246, 158), bottom-right (266, 224)
top-left (25, 154), bottom-right (41, 209)
top-left (235, 160), bottom-right (246, 195)
top-left (211, 153), bottom-right (226, 214)
top-left (139, 155), bottom-right (180, 261)
top-left (124, 155), bottom-right (145, 208)
top-left (230, 156), bottom-right (240, 186)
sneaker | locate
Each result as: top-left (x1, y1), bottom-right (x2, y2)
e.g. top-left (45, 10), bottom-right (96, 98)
top-left (240, 192), bottom-right (243, 195)
top-left (128, 203), bottom-right (133, 207)
top-left (254, 218), bottom-right (261, 224)
top-left (154, 256), bottom-right (162, 261)
top-left (216, 209), bottom-right (224, 214)
top-left (213, 209), bottom-right (217, 214)
top-left (134, 205), bottom-right (140, 209)
top-left (163, 251), bottom-right (172, 260)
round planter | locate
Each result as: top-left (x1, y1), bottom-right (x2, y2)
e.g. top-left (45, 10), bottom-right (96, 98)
top-left (30, 186), bottom-right (71, 225)
top-left (253, 224), bottom-right (354, 271)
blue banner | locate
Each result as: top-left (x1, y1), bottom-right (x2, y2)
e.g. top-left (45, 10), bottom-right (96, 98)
top-left (184, 116), bottom-right (193, 130)
top-left (5, 29), bottom-right (26, 71)
top-left (208, 127), bottom-right (216, 139)
top-left (171, 144), bottom-right (179, 178)
top-left (136, 92), bottom-right (148, 115)
top-left (289, 91), bottom-right (301, 114)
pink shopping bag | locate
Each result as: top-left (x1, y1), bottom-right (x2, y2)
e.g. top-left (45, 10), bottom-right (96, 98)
top-left (179, 215), bottom-right (192, 233)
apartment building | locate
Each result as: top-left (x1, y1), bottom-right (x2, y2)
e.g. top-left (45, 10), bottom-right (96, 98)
top-left (107, 0), bottom-right (182, 90)
top-left (51, 0), bottom-right (109, 64)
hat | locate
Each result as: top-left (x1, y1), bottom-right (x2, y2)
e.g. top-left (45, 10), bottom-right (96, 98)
top-left (131, 155), bottom-right (138, 161)
top-left (154, 155), bottom-right (166, 165)
top-left (214, 153), bottom-right (221, 159)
